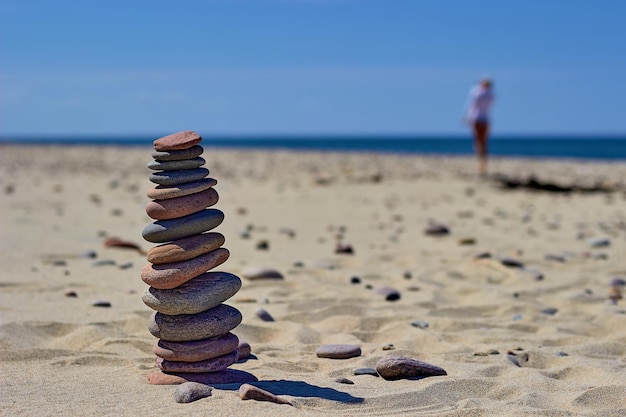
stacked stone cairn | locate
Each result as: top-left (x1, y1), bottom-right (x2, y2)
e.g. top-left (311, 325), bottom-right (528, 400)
top-left (141, 131), bottom-right (253, 385)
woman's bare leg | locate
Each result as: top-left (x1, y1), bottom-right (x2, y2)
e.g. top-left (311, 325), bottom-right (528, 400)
top-left (473, 122), bottom-right (489, 174)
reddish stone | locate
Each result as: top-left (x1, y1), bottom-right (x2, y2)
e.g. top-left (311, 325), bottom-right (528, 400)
top-left (147, 233), bottom-right (225, 265)
top-left (141, 248), bottom-right (230, 290)
top-left (148, 369), bottom-right (257, 385)
top-left (154, 333), bottom-right (239, 362)
top-left (146, 188), bottom-right (219, 220)
top-left (237, 340), bottom-right (252, 361)
top-left (239, 384), bottom-right (292, 405)
top-left (154, 131), bottom-right (202, 151)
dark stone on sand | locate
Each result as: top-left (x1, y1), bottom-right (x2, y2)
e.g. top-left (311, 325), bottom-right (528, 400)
top-left (148, 157), bottom-right (206, 171)
top-left (143, 271), bottom-right (241, 314)
top-left (153, 130), bottom-right (202, 151)
top-left (157, 349), bottom-right (238, 373)
top-left (350, 276), bottom-right (361, 284)
top-left (239, 384), bottom-right (292, 405)
top-left (255, 240), bottom-right (269, 250)
top-left (458, 238), bottom-right (476, 245)
top-left (411, 320), bottom-right (429, 329)
top-left (152, 145), bottom-right (204, 161)
top-left (335, 243), bottom-right (354, 254)
top-left (541, 307), bottom-right (558, 315)
top-left (241, 267), bottom-right (284, 280)
top-left (255, 308), bottom-right (275, 322)
top-left (237, 340), bottom-right (252, 360)
top-left (545, 254), bottom-right (566, 263)
top-left (173, 382), bottom-right (212, 403)
top-left (103, 237), bottom-right (144, 253)
top-left (424, 223), bottom-right (450, 236)
top-left (375, 286), bottom-right (401, 301)
top-left (611, 277), bottom-right (626, 287)
top-left (79, 250), bottom-right (97, 259)
top-left (92, 300), bottom-right (111, 308)
top-left (375, 355), bottom-right (447, 381)
top-left (92, 259), bottom-right (116, 267)
top-left (588, 237), bottom-right (611, 248)
top-left (142, 209), bottom-right (224, 243)
top-left (154, 333), bottom-right (239, 362)
top-left (149, 168), bottom-right (209, 186)
top-left (316, 344), bottom-right (361, 359)
top-left (354, 368), bottom-right (379, 376)
top-left (52, 259), bottom-right (67, 266)
top-left (64, 290), bottom-right (78, 297)
top-left (148, 369), bottom-right (257, 385)
top-left (474, 252), bottom-right (492, 260)
top-left (500, 258), bottom-right (524, 268)
top-left (335, 378), bottom-right (354, 384)
top-left (148, 304), bottom-right (242, 342)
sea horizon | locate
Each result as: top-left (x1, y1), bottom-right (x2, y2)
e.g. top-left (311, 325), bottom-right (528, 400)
top-left (1, 134), bottom-right (626, 160)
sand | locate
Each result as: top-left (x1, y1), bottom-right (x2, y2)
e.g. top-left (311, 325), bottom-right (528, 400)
top-left (1, 144), bottom-right (625, 416)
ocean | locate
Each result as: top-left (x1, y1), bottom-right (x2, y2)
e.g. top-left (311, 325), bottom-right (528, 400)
top-left (2, 136), bottom-right (626, 161)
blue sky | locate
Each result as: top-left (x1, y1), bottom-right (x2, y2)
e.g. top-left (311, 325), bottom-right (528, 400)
top-left (1, 0), bottom-right (625, 136)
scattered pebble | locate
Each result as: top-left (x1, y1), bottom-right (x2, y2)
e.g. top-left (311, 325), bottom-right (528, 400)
top-left (411, 320), bottom-right (429, 329)
top-left (541, 307), bottom-right (558, 315)
top-left (91, 259), bottom-right (116, 267)
top-left (335, 243), bottom-right (354, 254)
top-left (354, 368), bottom-right (379, 376)
top-left (350, 276), bottom-right (361, 284)
top-left (375, 286), bottom-right (401, 301)
top-left (500, 258), bottom-right (524, 268)
top-left (545, 254), bottom-right (566, 263)
top-left (375, 355), bottom-right (447, 380)
top-left (382, 344), bottom-right (395, 351)
top-left (611, 277), bottom-right (626, 287)
top-left (556, 351), bottom-right (569, 357)
top-left (316, 344), bottom-right (361, 359)
top-left (512, 314), bottom-right (523, 321)
top-left (474, 252), bottom-right (492, 260)
top-left (334, 377), bottom-right (354, 384)
top-left (239, 384), bottom-right (292, 405)
top-left (118, 262), bottom-right (133, 270)
top-left (174, 382), bottom-right (213, 403)
top-left (103, 237), bottom-right (144, 253)
top-left (64, 290), bottom-right (78, 298)
top-left (237, 341), bottom-right (252, 361)
top-left (79, 250), bottom-right (97, 259)
top-left (458, 237), bottom-right (476, 245)
top-left (424, 223), bottom-right (450, 236)
top-left (403, 271), bottom-right (412, 279)
top-left (92, 300), bottom-right (111, 308)
top-left (241, 267), bottom-right (284, 280)
top-left (255, 308), bottom-right (275, 322)
top-left (52, 259), bottom-right (67, 267)
top-left (588, 237), bottom-right (611, 248)
top-left (255, 240), bottom-right (269, 250)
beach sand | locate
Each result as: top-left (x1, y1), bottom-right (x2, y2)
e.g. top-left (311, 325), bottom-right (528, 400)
top-left (1, 145), bottom-right (625, 416)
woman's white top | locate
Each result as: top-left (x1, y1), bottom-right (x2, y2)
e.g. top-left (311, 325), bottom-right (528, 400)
top-left (465, 85), bottom-right (495, 123)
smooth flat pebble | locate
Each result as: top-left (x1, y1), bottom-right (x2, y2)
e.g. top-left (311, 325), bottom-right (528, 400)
top-left (148, 157), bottom-right (205, 171)
top-left (141, 248), bottom-right (230, 290)
top-left (157, 349), bottom-right (238, 373)
top-left (148, 369), bottom-right (257, 385)
top-left (142, 209), bottom-right (224, 243)
top-left (173, 382), bottom-right (213, 403)
top-left (241, 266), bottom-right (284, 280)
top-left (239, 384), bottom-right (292, 405)
top-left (154, 332), bottom-right (239, 362)
top-left (145, 188), bottom-right (219, 220)
top-left (143, 271), bottom-right (241, 314)
top-left (316, 344), bottom-right (361, 359)
top-left (153, 130), bottom-right (202, 151)
top-left (375, 286), bottom-right (401, 301)
top-left (149, 304), bottom-right (242, 342)
top-left (375, 355), bottom-right (447, 381)
top-left (149, 168), bottom-right (209, 186)
top-left (147, 233), bottom-right (225, 265)
top-left (152, 145), bottom-right (204, 161)
top-left (254, 308), bottom-right (274, 322)
top-left (146, 178), bottom-right (217, 200)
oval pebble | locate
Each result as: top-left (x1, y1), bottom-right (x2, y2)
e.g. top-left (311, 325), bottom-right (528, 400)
top-left (145, 188), bottom-right (219, 220)
top-left (354, 368), bottom-right (379, 376)
top-left (157, 349), bottom-right (238, 373)
top-left (174, 382), bottom-right (212, 403)
top-left (146, 178), bottom-right (217, 200)
top-left (316, 344), bottom-right (361, 359)
top-left (375, 286), bottom-right (401, 301)
top-left (237, 340), bottom-right (252, 360)
top-left (153, 130), bottom-right (202, 151)
top-left (152, 145), bottom-right (204, 161)
top-left (375, 355), bottom-right (447, 381)
top-left (411, 320), bottom-right (429, 329)
top-left (148, 157), bottom-right (205, 171)
top-left (241, 267), bottom-right (284, 280)
top-left (149, 304), bottom-right (242, 342)
top-left (155, 332), bottom-right (239, 362)
top-left (141, 248), bottom-right (230, 290)
top-left (147, 233), bottom-right (225, 265)
top-left (143, 271), bottom-right (241, 314)
top-left (149, 168), bottom-right (209, 186)
top-left (142, 209), bottom-right (224, 243)
top-left (255, 308), bottom-right (274, 322)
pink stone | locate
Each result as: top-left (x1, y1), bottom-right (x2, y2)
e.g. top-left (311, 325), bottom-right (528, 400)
top-left (154, 333), bottom-right (239, 362)
top-left (154, 131), bottom-right (202, 151)
top-left (157, 349), bottom-right (238, 373)
top-left (146, 188), bottom-right (219, 220)
top-left (141, 248), bottom-right (230, 289)
top-left (147, 233), bottom-right (225, 265)
top-left (146, 178), bottom-right (217, 200)
top-left (237, 340), bottom-right (252, 361)
top-left (148, 369), bottom-right (257, 385)
top-left (239, 384), bottom-right (292, 405)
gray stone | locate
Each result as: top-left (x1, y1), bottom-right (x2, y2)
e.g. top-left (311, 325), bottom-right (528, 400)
top-left (142, 209), bottom-right (224, 243)
top-left (375, 286), bottom-right (401, 301)
top-left (255, 308), bottom-right (274, 322)
top-left (149, 168), bottom-right (209, 186)
top-left (173, 382), bottom-right (212, 403)
top-left (375, 355), bottom-right (447, 380)
top-left (241, 266), bottom-right (284, 280)
top-left (149, 304), bottom-right (242, 342)
top-left (588, 237), bottom-right (611, 248)
top-left (237, 340), bottom-right (252, 360)
top-left (316, 344), bottom-right (361, 359)
top-left (157, 349), bottom-right (238, 373)
top-left (155, 333), bottom-right (239, 362)
top-left (148, 157), bottom-right (206, 171)
top-left (411, 320), bottom-right (429, 329)
top-left (152, 145), bottom-right (204, 161)
top-left (143, 272), bottom-right (242, 315)
top-left (334, 378), bottom-right (354, 384)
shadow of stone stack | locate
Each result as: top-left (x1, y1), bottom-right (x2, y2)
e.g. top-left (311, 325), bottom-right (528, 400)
top-left (141, 131), bottom-right (256, 385)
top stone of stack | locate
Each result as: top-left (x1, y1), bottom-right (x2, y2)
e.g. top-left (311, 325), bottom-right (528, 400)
top-left (154, 131), bottom-right (202, 151)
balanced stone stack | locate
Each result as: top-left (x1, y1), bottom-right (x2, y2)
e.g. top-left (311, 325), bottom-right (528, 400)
top-left (141, 131), bottom-right (251, 385)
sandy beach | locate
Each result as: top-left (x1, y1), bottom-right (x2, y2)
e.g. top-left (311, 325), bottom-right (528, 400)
top-left (1, 144), bottom-right (625, 416)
